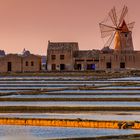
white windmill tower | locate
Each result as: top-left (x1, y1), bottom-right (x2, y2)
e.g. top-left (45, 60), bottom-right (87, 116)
top-left (99, 5), bottom-right (135, 51)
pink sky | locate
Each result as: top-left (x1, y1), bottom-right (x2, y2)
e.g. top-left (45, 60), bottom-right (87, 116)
top-left (0, 0), bottom-right (139, 55)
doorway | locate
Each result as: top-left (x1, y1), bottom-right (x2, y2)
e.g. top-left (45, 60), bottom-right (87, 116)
top-left (60, 64), bottom-right (65, 70)
top-left (120, 62), bottom-right (125, 69)
top-left (7, 62), bottom-right (12, 72)
top-left (51, 64), bottom-right (56, 71)
top-left (87, 64), bottom-right (95, 70)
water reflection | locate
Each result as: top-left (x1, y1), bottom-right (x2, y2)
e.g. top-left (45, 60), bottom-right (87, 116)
top-left (0, 101), bottom-right (140, 107)
top-left (0, 125), bottom-right (140, 140)
top-left (0, 126), bottom-right (38, 140)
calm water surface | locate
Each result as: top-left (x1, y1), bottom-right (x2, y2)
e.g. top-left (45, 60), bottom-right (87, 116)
top-left (0, 112), bottom-right (140, 121)
top-left (0, 101), bottom-right (140, 107)
top-left (0, 125), bottom-right (140, 139)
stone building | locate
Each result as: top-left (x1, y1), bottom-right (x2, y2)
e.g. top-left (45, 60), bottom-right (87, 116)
top-left (47, 41), bottom-right (100, 71)
top-left (98, 19), bottom-right (140, 71)
top-left (22, 49), bottom-right (41, 72)
top-left (98, 5), bottom-right (140, 71)
top-left (47, 41), bottom-right (79, 71)
top-left (0, 54), bottom-right (22, 73)
top-left (0, 50), bottom-right (41, 73)
top-left (74, 50), bottom-right (99, 70)
top-left (22, 54), bottom-right (41, 72)
top-left (99, 49), bottom-right (140, 71)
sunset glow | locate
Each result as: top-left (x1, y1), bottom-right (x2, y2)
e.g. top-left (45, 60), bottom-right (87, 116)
top-left (0, 0), bottom-right (139, 55)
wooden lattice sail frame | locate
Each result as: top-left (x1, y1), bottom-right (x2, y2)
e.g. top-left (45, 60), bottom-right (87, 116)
top-left (99, 5), bottom-right (135, 51)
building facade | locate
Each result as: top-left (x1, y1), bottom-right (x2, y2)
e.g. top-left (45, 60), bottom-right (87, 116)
top-left (22, 54), bottom-right (41, 72)
top-left (47, 41), bottom-right (140, 72)
top-left (47, 41), bottom-right (100, 71)
top-left (0, 50), bottom-right (41, 73)
top-left (99, 49), bottom-right (140, 71)
top-left (74, 50), bottom-right (99, 71)
top-left (47, 41), bottom-right (79, 71)
top-left (0, 54), bottom-right (22, 73)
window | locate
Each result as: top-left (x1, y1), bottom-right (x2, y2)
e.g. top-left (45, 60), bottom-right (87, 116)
top-left (51, 55), bottom-right (56, 60)
top-left (125, 33), bottom-right (128, 37)
top-left (120, 62), bottom-right (125, 69)
top-left (87, 64), bottom-right (95, 70)
top-left (106, 62), bottom-right (111, 69)
top-left (31, 61), bottom-right (34, 66)
top-left (25, 61), bottom-right (28, 66)
top-left (60, 55), bottom-right (64, 60)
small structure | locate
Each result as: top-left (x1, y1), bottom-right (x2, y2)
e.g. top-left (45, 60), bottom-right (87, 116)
top-left (0, 54), bottom-right (22, 73)
top-left (74, 50), bottom-right (99, 70)
top-left (0, 49), bottom-right (41, 73)
top-left (47, 41), bottom-right (79, 71)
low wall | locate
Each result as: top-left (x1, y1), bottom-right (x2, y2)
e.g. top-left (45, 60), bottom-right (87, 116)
top-left (0, 118), bottom-right (140, 129)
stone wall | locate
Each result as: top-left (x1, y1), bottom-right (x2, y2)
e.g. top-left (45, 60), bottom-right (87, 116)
top-left (22, 54), bottom-right (41, 72)
top-left (99, 51), bottom-right (140, 71)
top-left (0, 54), bottom-right (22, 73)
top-left (0, 54), bottom-right (41, 73)
top-left (47, 49), bottom-right (74, 71)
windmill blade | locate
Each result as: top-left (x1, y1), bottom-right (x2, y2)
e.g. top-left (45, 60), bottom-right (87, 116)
top-left (127, 22), bottom-right (135, 31)
top-left (104, 32), bottom-right (116, 47)
top-left (108, 6), bottom-right (118, 27)
top-left (99, 23), bottom-right (115, 38)
top-left (118, 5), bottom-right (128, 27)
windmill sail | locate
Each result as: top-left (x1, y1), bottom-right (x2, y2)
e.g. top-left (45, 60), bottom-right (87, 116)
top-left (108, 7), bottom-right (118, 27)
top-left (118, 5), bottom-right (128, 27)
top-left (99, 5), bottom-right (134, 51)
top-left (99, 23), bottom-right (115, 38)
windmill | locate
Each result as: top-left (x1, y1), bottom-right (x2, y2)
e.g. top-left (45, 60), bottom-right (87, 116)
top-left (99, 5), bottom-right (135, 51)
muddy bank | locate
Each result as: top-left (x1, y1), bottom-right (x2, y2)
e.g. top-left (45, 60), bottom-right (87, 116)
top-left (0, 106), bottom-right (140, 113)
top-left (0, 70), bottom-right (139, 80)
top-left (1, 97), bottom-right (140, 102)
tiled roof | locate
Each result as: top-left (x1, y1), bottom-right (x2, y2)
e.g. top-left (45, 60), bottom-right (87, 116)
top-left (74, 50), bottom-right (100, 59)
top-left (48, 41), bottom-right (79, 51)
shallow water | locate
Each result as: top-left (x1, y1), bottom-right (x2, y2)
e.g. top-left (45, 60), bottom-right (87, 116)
top-left (110, 77), bottom-right (140, 81)
top-left (3, 94), bottom-right (140, 98)
top-left (100, 86), bottom-right (140, 89)
top-left (0, 125), bottom-right (140, 139)
top-left (0, 112), bottom-right (140, 121)
top-left (0, 101), bottom-right (140, 107)
top-left (0, 83), bottom-right (94, 88)
top-left (0, 76), bottom-right (140, 139)
top-left (52, 89), bottom-right (140, 93)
